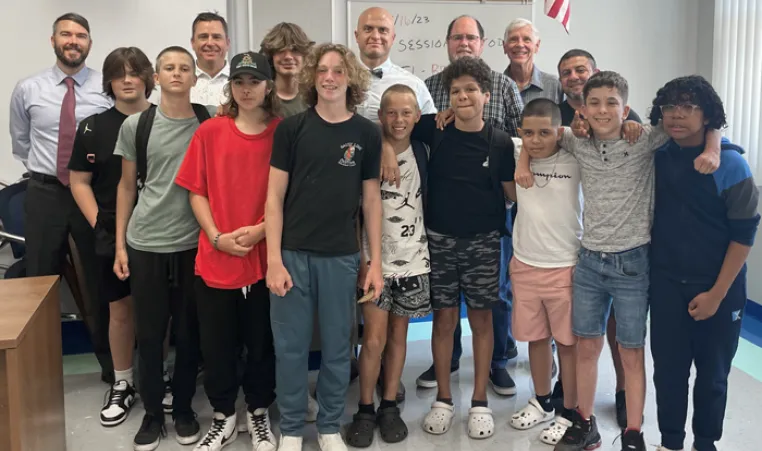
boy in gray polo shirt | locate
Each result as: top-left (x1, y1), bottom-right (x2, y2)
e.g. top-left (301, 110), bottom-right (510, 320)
top-left (517, 71), bottom-right (721, 451)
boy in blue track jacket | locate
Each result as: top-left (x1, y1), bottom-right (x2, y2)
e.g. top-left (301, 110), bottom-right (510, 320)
top-left (648, 75), bottom-right (760, 451)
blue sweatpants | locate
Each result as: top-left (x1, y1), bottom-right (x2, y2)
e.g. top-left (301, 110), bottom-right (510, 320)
top-left (270, 249), bottom-right (359, 436)
top-left (649, 270), bottom-right (746, 451)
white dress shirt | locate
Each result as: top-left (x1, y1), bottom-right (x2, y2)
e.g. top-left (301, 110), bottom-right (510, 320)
top-left (357, 58), bottom-right (437, 121)
top-left (9, 65), bottom-right (112, 176)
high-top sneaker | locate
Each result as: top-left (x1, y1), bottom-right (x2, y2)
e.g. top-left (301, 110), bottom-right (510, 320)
top-left (194, 412), bottom-right (238, 450)
top-left (248, 408), bottom-right (276, 451)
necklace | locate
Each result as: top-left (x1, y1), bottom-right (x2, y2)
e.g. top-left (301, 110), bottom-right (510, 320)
top-left (533, 152), bottom-right (561, 188)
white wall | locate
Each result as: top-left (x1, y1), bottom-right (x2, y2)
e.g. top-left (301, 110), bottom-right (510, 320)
top-left (0, 0), bottom-right (226, 185)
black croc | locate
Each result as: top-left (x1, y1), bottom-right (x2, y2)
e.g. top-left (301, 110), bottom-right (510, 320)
top-left (346, 412), bottom-right (376, 448)
top-left (377, 406), bottom-right (408, 444)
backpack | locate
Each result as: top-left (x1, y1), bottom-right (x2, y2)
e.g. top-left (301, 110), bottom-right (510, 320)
top-left (135, 103), bottom-right (211, 190)
top-left (427, 123), bottom-right (510, 235)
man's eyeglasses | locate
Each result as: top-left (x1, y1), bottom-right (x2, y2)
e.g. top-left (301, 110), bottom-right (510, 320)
top-left (659, 104), bottom-right (701, 116)
top-left (448, 34), bottom-right (481, 43)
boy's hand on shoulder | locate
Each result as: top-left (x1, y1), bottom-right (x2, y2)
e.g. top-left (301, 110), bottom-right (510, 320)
top-left (380, 140), bottom-right (401, 188)
top-left (688, 289), bottom-right (724, 321)
top-left (435, 108), bottom-right (455, 130)
top-left (571, 111), bottom-right (591, 138)
top-left (621, 120), bottom-right (644, 144)
top-left (694, 147), bottom-right (721, 174)
top-left (515, 167), bottom-right (534, 189)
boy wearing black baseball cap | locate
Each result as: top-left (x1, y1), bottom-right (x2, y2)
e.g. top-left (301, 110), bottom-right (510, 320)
top-left (175, 51), bottom-right (281, 451)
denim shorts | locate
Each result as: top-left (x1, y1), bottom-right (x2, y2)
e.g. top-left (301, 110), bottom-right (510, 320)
top-left (572, 244), bottom-right (650, 348)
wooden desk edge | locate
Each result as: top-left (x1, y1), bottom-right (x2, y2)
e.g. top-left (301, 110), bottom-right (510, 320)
top-left (0, 276), bottom-right (60, 349)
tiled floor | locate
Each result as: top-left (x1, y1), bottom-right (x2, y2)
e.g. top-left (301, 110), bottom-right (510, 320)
top-left (63, 319), bottom-right (761, 451)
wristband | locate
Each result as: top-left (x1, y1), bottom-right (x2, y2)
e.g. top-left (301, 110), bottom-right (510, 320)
top-left (213, 232), bottom-right (222, 250)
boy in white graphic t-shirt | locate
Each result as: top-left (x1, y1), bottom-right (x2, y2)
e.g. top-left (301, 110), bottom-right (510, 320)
top-left (347, 84), bottom-right (431, 448)
top-left (506, 99), bottom-right (581, 446)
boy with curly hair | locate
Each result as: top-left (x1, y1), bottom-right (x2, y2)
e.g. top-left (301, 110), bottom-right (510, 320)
top-left (265, 43), bottom-right (384, 451)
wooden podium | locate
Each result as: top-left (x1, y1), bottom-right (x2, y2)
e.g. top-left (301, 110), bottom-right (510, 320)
top-left (0, 276), bottom-right (66, 451)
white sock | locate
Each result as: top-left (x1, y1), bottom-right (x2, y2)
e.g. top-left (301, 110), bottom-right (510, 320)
top-left (163, 360), bottom-right (169, 374)
top-left (114, 368), bottom-right (134, 386)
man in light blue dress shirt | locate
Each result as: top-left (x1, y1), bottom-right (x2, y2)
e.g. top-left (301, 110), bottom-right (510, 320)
top-left (9, 12), bottom-right (113, 380)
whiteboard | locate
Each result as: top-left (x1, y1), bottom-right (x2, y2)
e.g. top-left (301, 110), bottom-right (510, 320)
top-left (347, 0), bottom-right (533, 79)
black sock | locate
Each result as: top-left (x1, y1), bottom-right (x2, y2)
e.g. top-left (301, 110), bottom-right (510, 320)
top-left (358, 403), bottom-right (375, 415)
top-left (562, 407), bottom-right (576, 422)
top-left (436, 397), bottom-right (453, 406)
top-left (471, 399), bottom-right (488, 408)
top-left (536, 393), bottom-right (553, 413)
top-left (379, 399), bottom-right (396, 410)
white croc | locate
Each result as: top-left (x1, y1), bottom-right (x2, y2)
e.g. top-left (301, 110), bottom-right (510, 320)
top-left (510, 398), bottom-right (555, 430)
top-left (422, 401), bottom-right (454, 435)
top-left (540, 415), bottom-right (573, 445)
top-left (467, 406), bottom-right (494, 439)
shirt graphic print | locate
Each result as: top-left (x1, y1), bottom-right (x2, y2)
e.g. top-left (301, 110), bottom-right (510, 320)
top-left (364, 146), bottom-right (430, 278)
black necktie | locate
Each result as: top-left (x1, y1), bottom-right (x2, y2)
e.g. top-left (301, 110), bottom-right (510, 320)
top-left (371, 68), bottom-right (383, 79)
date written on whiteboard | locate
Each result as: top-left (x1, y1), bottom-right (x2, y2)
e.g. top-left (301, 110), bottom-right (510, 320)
top-left (397, 38), bottom-right (505, 52)
top-left (394, 14), bottom-right (430, 26)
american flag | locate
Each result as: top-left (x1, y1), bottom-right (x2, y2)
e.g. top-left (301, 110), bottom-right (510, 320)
top-left (545, 0), bottom-right (571, 33)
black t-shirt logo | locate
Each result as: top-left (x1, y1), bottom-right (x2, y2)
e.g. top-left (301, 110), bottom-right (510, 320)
top-left (339, 142), bottom-right (362, 167)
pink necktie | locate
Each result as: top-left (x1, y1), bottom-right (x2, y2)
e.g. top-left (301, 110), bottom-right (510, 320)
top-left (56, 77), bottom-right (76, 186)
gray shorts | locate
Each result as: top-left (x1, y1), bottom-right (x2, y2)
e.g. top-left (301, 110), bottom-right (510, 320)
top-left (373, 274), bottom-right (432, 318)
top-left (428, 230), bottom-right (501, 311)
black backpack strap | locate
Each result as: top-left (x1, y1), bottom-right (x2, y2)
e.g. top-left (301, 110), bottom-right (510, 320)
top-left (191, 103), bottom-right (212, 123)
top-left (411, 140), bottom-right (430, 211)
top-left (135, 104), bottom-right (158, 190)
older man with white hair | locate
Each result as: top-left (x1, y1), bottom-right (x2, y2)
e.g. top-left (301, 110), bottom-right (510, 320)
top-left (503, 18), bottom-right (563, 104)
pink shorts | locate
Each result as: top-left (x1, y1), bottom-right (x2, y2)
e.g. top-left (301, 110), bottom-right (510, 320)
top-left (510, 257), bottom-right (577, 346)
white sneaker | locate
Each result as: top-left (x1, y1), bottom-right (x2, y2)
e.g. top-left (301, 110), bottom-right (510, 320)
top-left (306, 394), bottom-right (319, 423)
top-left (318, 433), bottom-right (347, 451)
top-left (162, 371), bottom-right (173, 414)
top-left (248, 408), bottom-right (276, 451)
top-left (656, 447), bottom-right (684, 451)
top-left (277, 435), bottom-right (302, 451)
top-left (194, 412), bottom-right (237, 450)
top-left (100, 380), bottom-right (137, 427)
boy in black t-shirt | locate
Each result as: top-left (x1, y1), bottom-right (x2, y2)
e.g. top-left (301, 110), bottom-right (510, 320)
top-left (265, 43), bottom-right (384, 451)
top-left (68, 47), bottom-right (154, 429)
top-left (415, 57), bottom-right (516, 440)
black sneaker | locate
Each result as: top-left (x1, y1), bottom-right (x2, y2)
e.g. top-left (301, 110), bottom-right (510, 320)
top-left (488, 368), bottom-right (516, 396)
top-left (133, 414), bottom-right (165, 451)
top-left (554, 413), bottom-right (601, 451)
top-left (174, 412), bottom-right (201, 445)
top-left (621, 429), bottom-right (646, 451)
top-left (415, 364), bottom-right (458, 389)
top-left (162, 371), bottom-right (173, 414)
top-left (551, 380), bottom-right (565, 412)
top-left (506, 344), bottom-right (519, 360)
top-left (615, 391), bottom-right (627, 429)
top-left (100, 380), bottom-right (137, 427)
top-left (350, 357), bottom-right (360, 383)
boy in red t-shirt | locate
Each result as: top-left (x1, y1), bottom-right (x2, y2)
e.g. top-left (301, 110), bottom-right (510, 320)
top-left (175, 51), bottom-right (280, 451)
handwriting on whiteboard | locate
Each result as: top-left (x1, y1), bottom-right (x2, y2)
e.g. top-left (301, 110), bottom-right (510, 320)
top-left (397, 38), bottom-right (504, 52)
top-left (394, 13), bottom-right (430, 26)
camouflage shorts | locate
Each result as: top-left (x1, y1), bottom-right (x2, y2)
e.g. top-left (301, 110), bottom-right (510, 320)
top-left (428, 230), bottom-right (501, 311)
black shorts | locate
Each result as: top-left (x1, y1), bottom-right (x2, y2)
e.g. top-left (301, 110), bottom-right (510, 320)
top-left (98, 255), bottom-right (130, 303)
top-left (373, 274), bottom-right (432, 318)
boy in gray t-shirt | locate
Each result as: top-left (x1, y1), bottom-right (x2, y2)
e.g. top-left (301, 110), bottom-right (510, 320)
top-left (112, 46), bottom-right (217, 451)
top-left (517, 71), bottom-right (720, 451)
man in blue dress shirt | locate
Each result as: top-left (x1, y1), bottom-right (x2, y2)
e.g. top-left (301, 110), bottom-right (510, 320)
top-left (9, 12), bottom-right (113, 380)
